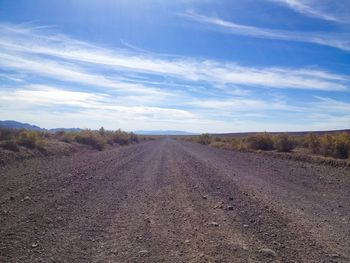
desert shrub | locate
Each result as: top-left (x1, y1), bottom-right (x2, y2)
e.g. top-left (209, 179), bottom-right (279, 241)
top-left (99, 126), bottom-right (106, 137)
top-left (214, 137), bottom-right (222, 142)
top-left (61, 132), bottom-right (76, 143)
top-left (293, 136), bottom-right (304, 148)
top-left (113, 129), bottom-right (132, 145)
top-left (304, 133), bottom-right (320, 153)
top-left (17, 131), bottom-right (39, 149)
top-left (305, 133), bottom-right (349, 159)
top-left (331, 133), bottom-right (349, 159)
top-left (129, 132), bottom-right (139, 143)
top-left (274, 134), bottom-right (295, 152)
top-left (319, 135), bottom-right (333, 157)
top-left (55, 130), bottom-right (66, 141)
top-left (42, 131), bottom-right (52, 139)
top-left (55, 130), bottom-right (66, 138)
top-left (230, 138), bottom-right (246, 150)
top-left (2, 140), bottom-right (19, 151)
top-left (0, 128), bottom-right (21, 141)
top-left (246, 133), bottom-right (274, 151)
top-left (210, 141), bottom-right (225, 148)
top-left (75, 130), bottom-right (106, 151)
top-left (61, 128), bottom-right (138, 150)
top-left (198, 133), bottom-right (212, 145)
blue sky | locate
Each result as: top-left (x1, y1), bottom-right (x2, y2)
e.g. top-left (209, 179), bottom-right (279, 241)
top-left (0, 0), bottom-right (349, 132)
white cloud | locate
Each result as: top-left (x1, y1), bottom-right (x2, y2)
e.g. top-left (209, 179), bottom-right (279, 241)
top-left (187, 98), bottom-right (295, 111)
top-left (0, 85), bottom-right (194, 122)
top-left (269, 0), bottom-right (349, 23)
top-left (0, 23), bottom-right (349, 132)
top-left (313, 96), bottom-right (350, 112)
top-left (181, 10), bottom-right (350, 52)
top-left (1, 86), bottom-right (349, 132)
top-left (0, 23), bottom-right (348, 92)
top-left (0, 53), bottom-right (170, 97)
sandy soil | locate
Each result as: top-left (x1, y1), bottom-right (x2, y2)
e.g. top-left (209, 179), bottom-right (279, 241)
top-left (0, 138), bottom-right (349, 262)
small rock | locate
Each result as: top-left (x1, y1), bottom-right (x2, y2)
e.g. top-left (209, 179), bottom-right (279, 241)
top-left (243, 224), bottom-right (249, 228)
top-left (202, 195), bottom-right (208, 200)
top-left (31, 243), bottom-right (39, 248)
top-left (209, 221), bottom-right (219, 227)
top-left (326, 254), bottom-right (339, 258)
top-left (259, 248), bottom-right (277, 257)
top-left (9, 196), bottom-right (15, 201)
top-left (184, 239), bottom-right (190, 244)
top-left (22, 196), bottom-right (31, 202)
top-left (214, 201), bottom-right (224, 209)
top-left (229, 197), bottom-right (234, 201)
top-left (139, 250), bottom-right (148, 254)
top-left (57, 216), bottom-right (63, 221)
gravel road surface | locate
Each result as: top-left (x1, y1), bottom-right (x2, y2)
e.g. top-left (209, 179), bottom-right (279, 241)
top-left (0, 138), bottom-right (349, 262)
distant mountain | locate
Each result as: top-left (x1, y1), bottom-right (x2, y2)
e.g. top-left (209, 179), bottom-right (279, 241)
top-left (50, 128), bottom-right (82, 132)
top-left (0, 120), bottom-right (81, 132)
top-left (0, 120), bottom-right (44, 131)
top-left (135, 130), bottom-right (198, 135)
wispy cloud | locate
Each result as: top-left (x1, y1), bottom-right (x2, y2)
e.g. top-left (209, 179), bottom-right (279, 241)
top-left (1, 85), bottom-right (349, 132)
top-left (0, 23), bottom-right (348, 92)
top-left (0, 23), bottom-right (349, 132)
top-left (0, 85), bottom-right (194, 121)
top-left (181, 10), bottom-right (350, 52)
top-left (313, 96), bottom-right (350, 112)
top-left (268, 0), bottom-right (349, 23)
top-left (0, 52), bottom-right (170, 97)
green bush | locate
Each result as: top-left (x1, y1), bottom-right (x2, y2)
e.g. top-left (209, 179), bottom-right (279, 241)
top-left (274, 134), bottom-right (295, 152)
top-left (198, 133), bottom-right (212, 145)
top-left (246, 133), bottom-right (274, 151)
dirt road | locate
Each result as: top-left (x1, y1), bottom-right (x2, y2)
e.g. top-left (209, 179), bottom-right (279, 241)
top-left (0, 138), bottom-right (349, 262)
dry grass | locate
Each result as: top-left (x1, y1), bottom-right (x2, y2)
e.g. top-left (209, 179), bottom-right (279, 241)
top-left (0, 127), bottom-right (142, 152)
top-left (178, 131), bottom-right (350, 160)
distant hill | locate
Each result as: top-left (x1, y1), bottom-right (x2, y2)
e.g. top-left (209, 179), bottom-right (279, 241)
top-left (0, 120), bottom-right (43, 131)
top-left (0, 120), bottom-right (81, 132)
top-left (50, 128), bottom-right (82, 132)
top-left (135, 130), bottom-right (198, 136)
